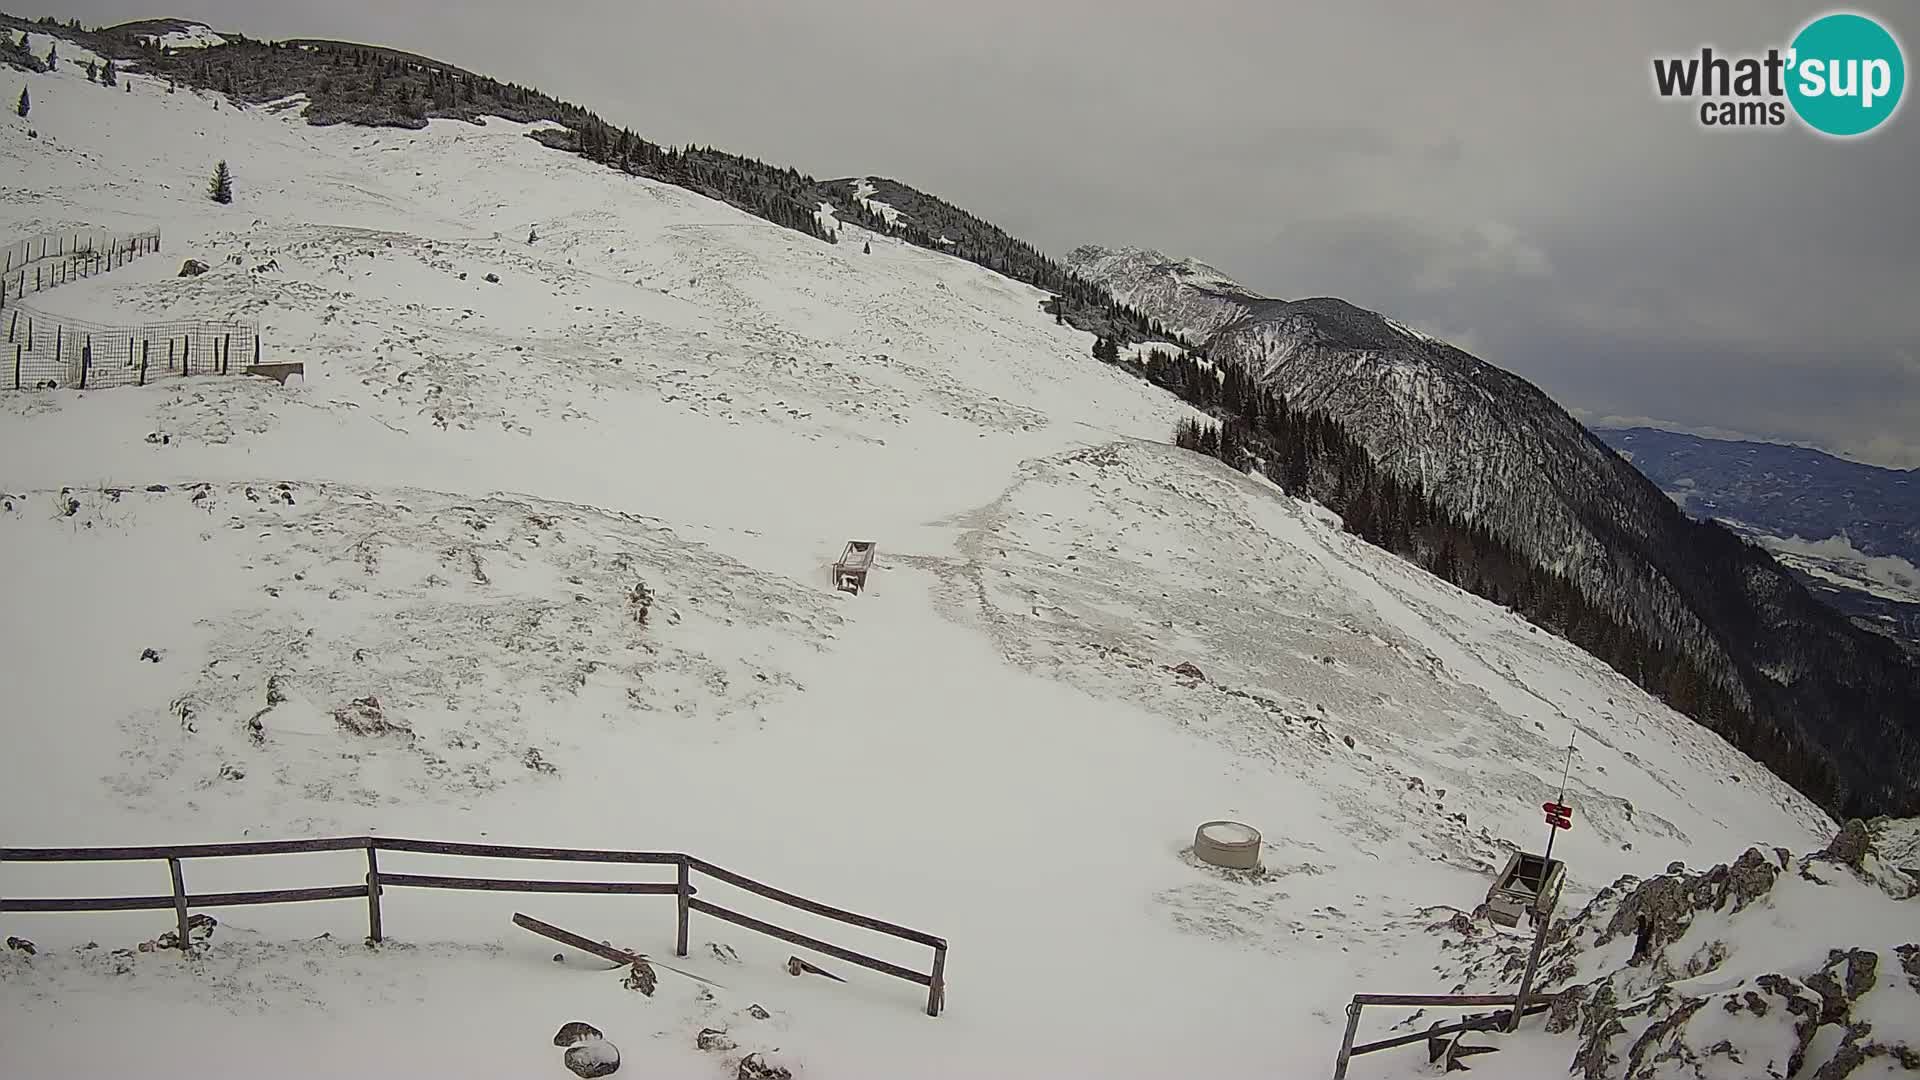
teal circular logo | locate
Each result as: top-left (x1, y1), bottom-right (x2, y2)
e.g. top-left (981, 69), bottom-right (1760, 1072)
top-left (1787, 12), bottom-right (1905, 136)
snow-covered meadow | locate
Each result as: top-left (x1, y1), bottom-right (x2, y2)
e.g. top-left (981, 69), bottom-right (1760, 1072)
top-left (1, 37), bottom-right (1894, 1079)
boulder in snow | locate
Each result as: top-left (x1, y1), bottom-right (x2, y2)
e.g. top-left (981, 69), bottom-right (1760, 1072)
top-left (552, 1021), bottom-right (602, 1047)
top-left (695, 1027), bottom-right (736, 1052)
top-left (563, 1038), bottom-right (620, 1077)
top-left (736, 1053), bottom-right (792, 1080)
top-left (178, 259), bottom-right (209, 277)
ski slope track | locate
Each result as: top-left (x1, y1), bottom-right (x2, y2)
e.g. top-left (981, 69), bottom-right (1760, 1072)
top-left (0, 40), bottom-right (1902, 1080)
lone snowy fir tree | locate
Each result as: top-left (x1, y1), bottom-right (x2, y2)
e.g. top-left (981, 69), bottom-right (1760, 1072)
top-left (209, 161), bottom-right (233, 204)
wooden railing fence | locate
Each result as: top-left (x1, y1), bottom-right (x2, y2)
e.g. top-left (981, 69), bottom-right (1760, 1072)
top-left (0, 835), bottom-right (947, 1016)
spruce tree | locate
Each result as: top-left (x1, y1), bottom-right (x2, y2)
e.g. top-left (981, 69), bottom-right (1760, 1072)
top-left (45, 42), bottom-right (56, 70)
top-left (86, 59), bottom-right (97, 82)
top-left (209, 160), bottom-right (233, 204)
top-left (15, 85), bottom-right (27, 118)
top-left (102, 59), bottom-right (116, 87)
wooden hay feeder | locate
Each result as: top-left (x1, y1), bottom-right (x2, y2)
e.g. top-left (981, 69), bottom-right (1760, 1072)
top-left (833, 541), bottom-right (876, 594)
top-left (1485, 851), bottom-right (1566, 929)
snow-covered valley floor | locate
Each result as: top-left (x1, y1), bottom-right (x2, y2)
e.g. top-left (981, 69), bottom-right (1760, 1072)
top-left (0, 41), bottom-right (1884, 1079)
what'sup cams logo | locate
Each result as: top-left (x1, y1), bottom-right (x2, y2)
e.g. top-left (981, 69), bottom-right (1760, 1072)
top-left (1653, 11), bottom-right (1905, 136)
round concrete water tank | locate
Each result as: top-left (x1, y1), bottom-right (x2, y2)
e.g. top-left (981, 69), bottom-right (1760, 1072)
top-left (1194, 820), bottom-right (1262, 870)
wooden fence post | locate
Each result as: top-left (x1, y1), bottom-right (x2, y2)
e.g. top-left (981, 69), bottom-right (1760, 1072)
top-left (167, 338), bottom-right (175, 373)
top-left (223, 333), bottom-right (232, 375)
top-left (365, 844), bottom-right (384, 943)
top-left (927, 945), bottom-right (947, 1017)
top-left (53, 324), bottom-right (60, 363)
top-left (79, 339), bottom-right (90, 390)
top-left (1331, 1000), bottom-right (1362, 1079)
top-left (676, 857), bottom-right (690, 957)
top-left (13, 343), bottom-right (20, 391)
top-left (254, 336), bottom-right (261, 367)
top-left (167, 857), bottom-right (192, 955)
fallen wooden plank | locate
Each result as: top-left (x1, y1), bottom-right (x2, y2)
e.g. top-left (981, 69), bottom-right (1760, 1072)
top-left (512, 912), bottom-right (726, 989)
top-left (787, 954), bottom-right (847, 982)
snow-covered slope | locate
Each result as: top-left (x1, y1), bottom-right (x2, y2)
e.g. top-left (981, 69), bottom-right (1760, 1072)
top-left (0, 43), bottom-right (1870, 1080)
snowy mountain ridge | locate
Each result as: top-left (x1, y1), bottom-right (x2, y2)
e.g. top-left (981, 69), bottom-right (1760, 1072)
top-left (1064, 243), bottom-right (1259, 343)
top-left (0, 18), bottom-right (1906, 1080)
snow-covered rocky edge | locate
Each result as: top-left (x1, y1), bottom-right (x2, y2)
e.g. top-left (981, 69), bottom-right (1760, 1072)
top-left (1431, 818), bottom-right (1920, 1078)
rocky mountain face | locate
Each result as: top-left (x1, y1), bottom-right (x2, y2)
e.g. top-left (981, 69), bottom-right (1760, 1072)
top-left (1434, 818), bottom-right (1920, 1079)
top-left (1062, 245), bottom-right (1260, 342)
top-left (1066, 247), bottom-right (1920, 819)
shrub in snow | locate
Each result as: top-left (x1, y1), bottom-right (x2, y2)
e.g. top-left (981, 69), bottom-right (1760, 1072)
top-left (15, 86), bottom-right (26, 118)
top-left (620, 959), bottom-right (656, 996)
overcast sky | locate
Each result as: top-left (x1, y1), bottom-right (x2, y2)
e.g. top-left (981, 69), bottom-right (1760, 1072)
top-left (22, 1), bottom-right (1920, 466)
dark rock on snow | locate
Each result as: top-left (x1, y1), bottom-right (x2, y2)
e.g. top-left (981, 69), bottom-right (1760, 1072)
top-left (552, 1021), bottom-right (602, 1047)
top-left (564, 1039), bottom-right (620, 1077)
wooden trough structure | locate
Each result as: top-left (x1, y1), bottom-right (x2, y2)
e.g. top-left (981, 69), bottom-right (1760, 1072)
top-left (833, 541), bottom-right (877, 594)
top-left (1484, 851), bottom-right (1565, 929)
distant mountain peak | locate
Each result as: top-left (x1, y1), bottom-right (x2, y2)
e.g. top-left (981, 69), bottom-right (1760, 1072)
top-left (1065, 244), bottom-right (1246, 292)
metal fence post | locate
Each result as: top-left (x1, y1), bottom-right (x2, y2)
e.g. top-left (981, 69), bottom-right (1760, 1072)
top-left (167, 857), bottom-right (192, 954)
top-left (365, 843), bottom-right (384, 943)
